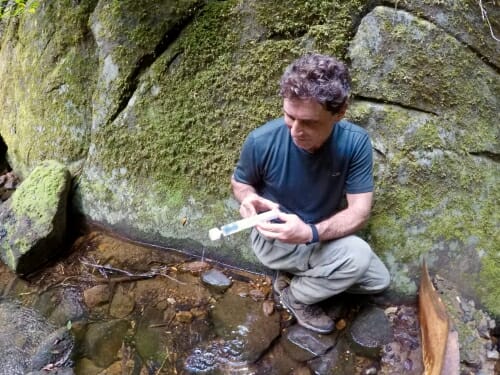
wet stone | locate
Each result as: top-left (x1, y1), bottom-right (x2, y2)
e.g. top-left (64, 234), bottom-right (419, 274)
top-left (0, 300), bottom-right (75, 375)
top-left (84, 319), bottom-right (130, 368)
top-left (282, 325), bottom-right (339, 362)
top-left (201, 269), bottom-right (232, 293)
top-left (308, 337), bottom-right (355, 375)
top-left (35, 288), bottom-right (87, 327)
top-left (208, 292), bottom-right (280, 364)
top-left (349, 306), bottom-right (393, 358)
top-left (181, 260), bottom-right (211, 275)
top-left (109, 285), bottom-right (135, 318)
top-left (83, 284), bottom-right (111, 308)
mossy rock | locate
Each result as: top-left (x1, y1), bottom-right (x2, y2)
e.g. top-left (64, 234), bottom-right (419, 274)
top-left (0, 160), bottom-right (71, 275)
top-left (347, 5), bottom-right (499, 315)
top-left (0, 1), bottom-right (498, 316)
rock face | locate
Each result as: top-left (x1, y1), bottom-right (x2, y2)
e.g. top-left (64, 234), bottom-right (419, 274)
top-left (0, 1), bottom-right (498, 315)
top-left (0, 160), bottom-right (71, 274)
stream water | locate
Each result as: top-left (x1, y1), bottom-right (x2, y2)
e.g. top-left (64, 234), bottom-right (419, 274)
top-left (0, 227), bottom-right (432, 375)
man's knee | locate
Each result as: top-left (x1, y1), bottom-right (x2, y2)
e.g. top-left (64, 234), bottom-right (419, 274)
top-left (343, 236), bottom-right (372, 277)
top-left (376, 265), bottom-right (391, 291)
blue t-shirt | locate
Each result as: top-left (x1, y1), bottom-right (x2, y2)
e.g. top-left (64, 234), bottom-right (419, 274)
top-left (233, 118), bottom-right (373, 224)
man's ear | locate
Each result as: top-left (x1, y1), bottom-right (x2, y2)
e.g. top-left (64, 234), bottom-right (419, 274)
top-left (334, 101), bottom-right (348, 121)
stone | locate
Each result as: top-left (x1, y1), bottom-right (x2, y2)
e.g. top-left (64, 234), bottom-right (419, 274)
top-left (201, 269), bottom-right (232, 293)
top-left (347, 2), bottom-right (499, 316)
top-left (349, 306), bottom-right (393, 358)
top-left (210, 292), bottom-right (280, 363)
top-left (308, 337), bottom-right (355, 375)
top-left (35, 288), bottom-right (87, 327)
top-left (282, 325), bottom-right (339, 362)
top-left (432, 276), bottom-right (497, 374)
top-left (0, 160), bottom-right (71, 275)
top-left (84, 284), bottom-right (111, 308)
top-left (181, 260), bottom-right (211, 274)
top-left (486, 350), bottom-right (500, 361)
top-left (84, 320), bottom-right (130, 368)
top-left (0, 299), bottom-right (75, 375)
top-left (109, 285), bottom-right (135, 318)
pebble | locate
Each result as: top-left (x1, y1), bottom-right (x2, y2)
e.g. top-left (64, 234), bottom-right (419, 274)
top-left (486, 350), bottom-right (499, 361)
top-left (201, 269), bottom-right (232, 293)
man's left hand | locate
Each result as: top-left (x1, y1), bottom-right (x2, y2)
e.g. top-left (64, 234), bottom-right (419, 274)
top-left (256, 212), bottom-right (314, 244)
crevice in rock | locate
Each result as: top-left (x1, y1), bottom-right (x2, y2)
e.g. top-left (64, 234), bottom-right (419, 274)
top-left (0, 135), bottom-right (17, 202)
top-left (469, 150), bottom-right (500, 163)
top-left (352, 94), bottom-right (440, 116)
top-left (378, 1), bottom-right (500, 74)
top-left (0, 135), bottom-right (8, 173)
top-left (349, 0), bottom-right (383, 37)
top-left (107, 4), bottom-right (203, 126)
top-left (373, 147), bottom-right (386, 159)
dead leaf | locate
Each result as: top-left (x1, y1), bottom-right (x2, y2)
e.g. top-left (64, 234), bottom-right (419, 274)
top-left (262, 300), bottom-right (275, 316)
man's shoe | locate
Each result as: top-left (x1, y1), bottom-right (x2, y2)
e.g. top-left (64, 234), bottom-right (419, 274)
top-left (280, 287), bottom-right (335, 334)
top-left (272, 271), bottom-right (291, 296)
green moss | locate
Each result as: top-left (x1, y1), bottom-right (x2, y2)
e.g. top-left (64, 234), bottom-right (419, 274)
top-left (0, 0), bottom-right (97, 176)
top-left (92, 0), bottom-right (370, 205)
top-left (11, 160), bottom-right (69, 228)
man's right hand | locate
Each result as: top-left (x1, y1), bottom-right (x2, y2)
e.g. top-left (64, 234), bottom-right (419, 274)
top-left (240, 193), bottom-right (279, 218)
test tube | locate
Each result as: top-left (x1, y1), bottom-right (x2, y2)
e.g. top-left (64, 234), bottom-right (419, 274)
top-left (209, 210), bottom-right (279, 240)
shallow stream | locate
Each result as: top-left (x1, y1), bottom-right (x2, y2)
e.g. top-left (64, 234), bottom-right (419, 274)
top-left (0, 229), bottom-right (425, 374)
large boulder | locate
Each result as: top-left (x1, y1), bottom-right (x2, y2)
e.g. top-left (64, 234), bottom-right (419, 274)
top-left (0, 1), bottom-right (498, 315)
top-left (0, 160), bottom-right (71, 274)
top-left (347, 5), bottom-right (499, 314)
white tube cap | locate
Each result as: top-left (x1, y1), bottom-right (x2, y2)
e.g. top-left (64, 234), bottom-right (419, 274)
top-left (208, 228), bottom-right (223, 241)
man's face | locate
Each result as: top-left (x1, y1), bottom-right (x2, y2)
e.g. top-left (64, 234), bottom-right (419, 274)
top-left (283, 98), bottom-right (342, 153)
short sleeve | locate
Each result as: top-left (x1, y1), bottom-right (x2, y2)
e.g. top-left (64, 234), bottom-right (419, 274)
top-left (233, 134), bottom-right (261, 186)
top-left (345, 133), bottom-right (374, 194)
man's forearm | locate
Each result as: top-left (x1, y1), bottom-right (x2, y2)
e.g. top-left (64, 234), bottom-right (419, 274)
top-left (231, 176), bottom-right (257, 203)
top-left (315, 192), bottom-right (372, 241)
top-left (315, 208), bottom-right (369, 241)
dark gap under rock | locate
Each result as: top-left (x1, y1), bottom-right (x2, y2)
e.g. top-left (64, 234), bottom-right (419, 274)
top-left (0, 135), bottom-right (18, 202)
top-left (0, 134), bottom-right (8, 174)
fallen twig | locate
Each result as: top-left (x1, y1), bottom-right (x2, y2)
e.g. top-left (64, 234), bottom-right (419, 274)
top-left (79, 257), bottom-right (186, 285)
top-left (478, 0), bottom-right (500, 42)
top-left (79, 258), bottom-right (136, 276)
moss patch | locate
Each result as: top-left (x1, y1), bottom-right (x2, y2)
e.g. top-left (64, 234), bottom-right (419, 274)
top-left (11, 160), bottom-right (69, 229)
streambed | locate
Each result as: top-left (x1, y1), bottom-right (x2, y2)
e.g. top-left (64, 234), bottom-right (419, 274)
top-left (0, 228), bottom-right (429, 374)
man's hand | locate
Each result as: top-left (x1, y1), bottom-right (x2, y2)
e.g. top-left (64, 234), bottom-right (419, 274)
top-left (240, 193), bottom-right (279, 218)
top-left (231, 177), bottom-right (279, 218)
top-left (256, 211), bottom-right (314, 244)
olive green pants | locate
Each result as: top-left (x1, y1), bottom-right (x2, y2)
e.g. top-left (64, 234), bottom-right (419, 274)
top-left (251, 229), bottom-right (391, 304)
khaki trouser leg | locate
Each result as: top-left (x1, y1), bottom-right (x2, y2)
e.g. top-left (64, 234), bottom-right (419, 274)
top-left (251, 229), bottom-right (390, 305)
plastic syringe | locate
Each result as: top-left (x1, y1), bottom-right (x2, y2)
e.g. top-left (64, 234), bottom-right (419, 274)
top-left (209, 210), bottom-right (279, 241)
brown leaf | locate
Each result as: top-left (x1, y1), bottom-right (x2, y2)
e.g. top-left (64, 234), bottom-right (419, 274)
top-left (262, 300), bottom-right (275, 316)
top-left (249, 288), bottom-right (266, 301)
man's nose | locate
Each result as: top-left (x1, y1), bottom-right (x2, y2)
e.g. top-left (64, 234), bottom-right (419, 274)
top-left (290, 120), bottom-right (303, 136)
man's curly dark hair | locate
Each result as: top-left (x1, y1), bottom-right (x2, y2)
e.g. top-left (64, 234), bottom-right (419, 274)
top-left (279, 54), bottom-right (351, 115)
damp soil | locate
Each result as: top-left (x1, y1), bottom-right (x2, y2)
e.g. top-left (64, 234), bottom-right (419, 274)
top-left (0, 228), bottom-right (425, 375)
